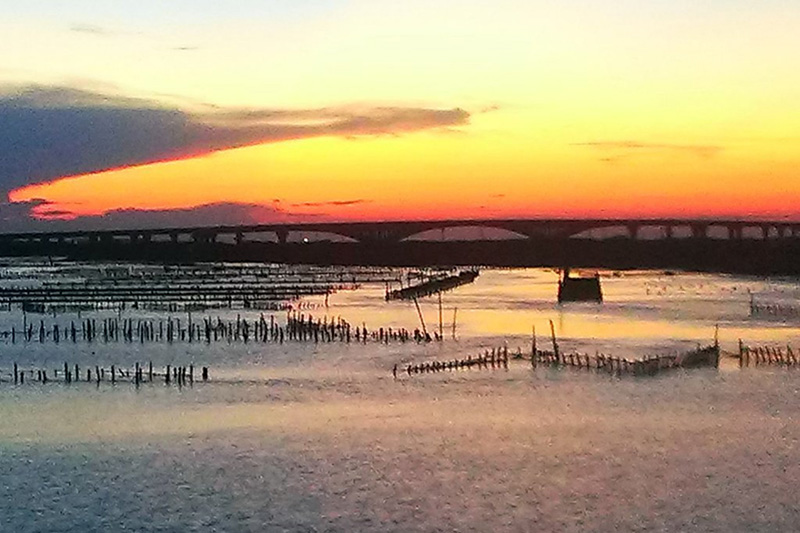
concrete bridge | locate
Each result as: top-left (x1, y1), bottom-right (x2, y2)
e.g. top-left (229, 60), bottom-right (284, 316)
top-left (1, 218), bottom-right (799, 246)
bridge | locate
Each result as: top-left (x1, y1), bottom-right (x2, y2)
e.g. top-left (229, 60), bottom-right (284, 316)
top-left (1, 218), bottom-right (799, 246)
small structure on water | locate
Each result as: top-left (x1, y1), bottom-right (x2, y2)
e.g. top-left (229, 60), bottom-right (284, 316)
top-left (385, 270), bottom-right (479, 301)
top-left (557, 268), bottom-right (603, 303)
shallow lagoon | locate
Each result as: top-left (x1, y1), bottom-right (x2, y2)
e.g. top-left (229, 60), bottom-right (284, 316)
top-left (1, 267), bottom-right (799, 532)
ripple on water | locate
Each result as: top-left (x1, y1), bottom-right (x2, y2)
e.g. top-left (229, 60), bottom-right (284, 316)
top-left (1, 268), bottom-right (800, 531)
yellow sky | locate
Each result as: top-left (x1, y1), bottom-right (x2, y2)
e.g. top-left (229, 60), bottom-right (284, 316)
top-left (4, 0), bottom-right (800, 223)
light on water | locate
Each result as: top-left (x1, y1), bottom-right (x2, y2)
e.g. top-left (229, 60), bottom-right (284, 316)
top-left (1, 264), bottom-right (800, 531)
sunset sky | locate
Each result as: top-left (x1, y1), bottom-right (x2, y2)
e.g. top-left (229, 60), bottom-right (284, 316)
top-left (2, 0), bottom-right (799, 230)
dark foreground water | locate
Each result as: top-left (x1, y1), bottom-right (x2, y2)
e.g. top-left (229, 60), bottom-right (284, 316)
top-left (1, 266), bottom-right (800, 532)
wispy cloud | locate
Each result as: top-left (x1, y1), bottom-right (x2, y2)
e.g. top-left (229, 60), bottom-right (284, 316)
top-left (290, 200), bottom-right (368, 208)
top-left (70, 23), bottom-right (114, 36)
top-left (573, 140), bottom-right (723, 160)
top-left (202, 105), bottom-right (469, 134)
top-left (0, 84), bottom-right (471, 196)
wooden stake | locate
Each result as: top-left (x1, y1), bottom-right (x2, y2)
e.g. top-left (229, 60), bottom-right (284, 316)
top-left (438, 291), bottom-right (443, 341)
top-left (413, 297), bottom-right (428, 338)
top-left (549, 320), bottom-right (559, 364)
top-left (738, 339), bottom-right (743, 368)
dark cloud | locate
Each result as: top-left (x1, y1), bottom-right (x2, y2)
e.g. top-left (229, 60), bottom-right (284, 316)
top-left (0, 199), bottom-right (50, 230)
top-left (36, 208), bottom-right (74, 218)
top-left (0, 199), bottom-right (325, 233)
top-left (573, 140), bottom-right (722, 159)
top-left (0, 84), bottom-right (470, 196)
top-left (81, 202), bottom-right (294, 230)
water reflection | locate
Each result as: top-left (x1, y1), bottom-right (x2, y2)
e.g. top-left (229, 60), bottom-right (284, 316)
top-left (1, 267), bottom-right (800, 531)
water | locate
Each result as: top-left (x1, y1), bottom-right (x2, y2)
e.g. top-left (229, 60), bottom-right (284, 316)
top-left (1, 266), bottom-right (800, 532)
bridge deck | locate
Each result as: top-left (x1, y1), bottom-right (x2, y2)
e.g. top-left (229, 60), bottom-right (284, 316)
top-left (1, 218), bottom-right (798, 244)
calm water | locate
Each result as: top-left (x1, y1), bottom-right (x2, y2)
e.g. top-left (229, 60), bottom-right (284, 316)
top-left (1, 266), bottom-right (800, 532)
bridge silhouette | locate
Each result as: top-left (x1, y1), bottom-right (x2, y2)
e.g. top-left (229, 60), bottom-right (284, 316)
top-left (2, 217), bottom-right (799, 245)
top-left (2, 218), bottom-right (799, 274)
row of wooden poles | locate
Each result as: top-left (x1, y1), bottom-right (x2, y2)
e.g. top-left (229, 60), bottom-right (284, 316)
top-left (395, 344), bottom-right (684, 379)
top-left (531, 349), bottom-right (686, 376)
top-left (738, 340), bottom-right (799, 367)
top-left (8, 298), bottom-right (327, 314)
top-left (749, 296), bottom-right (800, 318)
top-left (2, 362), bottom-right (209, 386)
top-left (1, 312), bottom-right (426, 345)
top-left (529, 320), bottom-right (719, 375)
top-left (403, 345), bottom-right (717, 379)
top-left (400, 321), bottom-right (720, 379)
top-left (396, 346), bottom-right (513, 377)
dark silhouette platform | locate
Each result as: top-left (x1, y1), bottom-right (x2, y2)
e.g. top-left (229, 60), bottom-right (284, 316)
top-left (385, 270), bottom-right (479, 301)
top-left (557, 268), bottom-right (603, 303)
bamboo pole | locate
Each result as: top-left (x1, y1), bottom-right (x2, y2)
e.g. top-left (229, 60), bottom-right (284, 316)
top-left (438, 291), bottom-right (443, 341)
top-left (413, 297), bottom-right (428, 338)
top-left (738, 339), bottom-right (743, 368)
top-left (549, 320), bottom-right (559, 364)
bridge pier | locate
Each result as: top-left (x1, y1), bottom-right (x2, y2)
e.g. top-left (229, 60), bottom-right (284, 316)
top-left (690, 224), bottom-right (708, 239)
top-left (129, 232), bottom-right (152, 243)
top-left (89, 234), bottom-right (113, 244)
top-left (276, 229), bottom-right (289, 244)
top-left (192, 231), bottom-right (217, 244)
top-left (235, 232), bottom-right (244, 245)
top-left (627, 224), bottom-right (640, 240)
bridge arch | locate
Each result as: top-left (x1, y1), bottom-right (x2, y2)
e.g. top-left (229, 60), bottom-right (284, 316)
top-left (570, 225), bottom-right (630, 239)
top-left (402, 225), bottom-right (528, 242)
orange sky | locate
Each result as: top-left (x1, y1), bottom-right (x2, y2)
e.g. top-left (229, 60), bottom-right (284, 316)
top-left (4, 1), bottom-right (800, 226)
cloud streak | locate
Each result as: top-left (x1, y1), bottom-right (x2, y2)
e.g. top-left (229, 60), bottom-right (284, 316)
top-left (573, 140), bottom-right (723, 159)
top-left (289, 200), bottom-right (369, 208)
top-left (70, 23), bottom-right (112, 36)
top-left (0, 84), bottom-right (470, 196)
